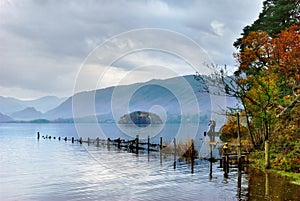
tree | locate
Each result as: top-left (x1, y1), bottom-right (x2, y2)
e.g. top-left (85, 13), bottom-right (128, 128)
top-left (220, 113), bottom-right (248, 142)
top-left (231, 24), bottom-right (300, 145)
top-left (234, 0), bottom-right (300, 50)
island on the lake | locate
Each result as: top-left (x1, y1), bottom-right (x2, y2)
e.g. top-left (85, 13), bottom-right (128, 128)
top-left (118, 111), bottom-right (163, 127)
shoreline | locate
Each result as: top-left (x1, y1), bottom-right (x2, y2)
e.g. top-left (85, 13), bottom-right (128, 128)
top-left (249, 160), bottom-right (300, 185)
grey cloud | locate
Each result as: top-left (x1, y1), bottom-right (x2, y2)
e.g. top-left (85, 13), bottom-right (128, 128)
top-left (0, 0), bottom-right (263, 99)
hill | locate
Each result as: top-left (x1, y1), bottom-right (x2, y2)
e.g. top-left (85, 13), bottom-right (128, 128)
top-left (0, 96), bottom-right (66, 114)
top-left (118, 111), bottom-right (163, 127)
top-left (10, 107), bottom-right (43, 121)
top-left (0, 112), bottom-right (13, 122)
top-left (44, 75), bottom-right (214, 121)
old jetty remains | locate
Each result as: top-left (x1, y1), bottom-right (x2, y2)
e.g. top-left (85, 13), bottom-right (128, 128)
top-left (37, 130), bottom-right (249, 176)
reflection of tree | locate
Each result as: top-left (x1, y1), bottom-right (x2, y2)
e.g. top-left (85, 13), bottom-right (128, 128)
top-left (247, 167), bottom-right (300, 200)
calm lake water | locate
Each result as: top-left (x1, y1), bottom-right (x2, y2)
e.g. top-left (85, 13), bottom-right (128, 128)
top-left (0, 123), bottom-right (299, 200)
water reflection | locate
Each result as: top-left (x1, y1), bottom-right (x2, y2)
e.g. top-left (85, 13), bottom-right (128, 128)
top-left (1, 123), bottom-right (300, 201)
top-left (247, 167), bottom-right (300, 200)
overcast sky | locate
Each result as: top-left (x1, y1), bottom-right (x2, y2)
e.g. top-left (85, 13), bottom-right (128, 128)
top-left (0, 0), bottom-right (263, 100)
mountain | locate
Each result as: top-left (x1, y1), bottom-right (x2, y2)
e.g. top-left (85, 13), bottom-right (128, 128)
top-left (0, 75), bottom-right (237, 124)
top-left (0, 96), bottom-right (66, 114)
top-left (10, 107), bottom-right (43, 120)
top-left (44, 75), bottom-right (217, 121)
top-left (23, 96), bottom-right (67, 113)
top-left (0, 112), bottom-right (13, 122)
top-left (0, 97), bottom-right (25, 115)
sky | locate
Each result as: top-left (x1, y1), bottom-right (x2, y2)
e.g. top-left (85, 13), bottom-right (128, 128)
top-left (0, 0), bottom-right (263, 100)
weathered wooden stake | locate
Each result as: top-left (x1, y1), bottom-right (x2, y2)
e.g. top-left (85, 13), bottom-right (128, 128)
top-left (160, 137), bottom-right (163, 150)
top-left (147, 136), bottom-right (150, 154)
top-left (135, 135), bottom-right (139, 154)
top-left (130, 140), bottom-right (134, 152)
top-left (117, 138), bottom-right (121, 149)
top-left (265, 140), bottom-right (270, 169)
top-left (58, 137), bottom-right (61, 141)
top-left (96, 137), bottom-right (99, 147)
top-left (64, 137), bottom-right (67, 141)
top-left (209, 161), bottom-right (213, 178)
top-left (219, 158), bottom-right (223, 168)
top-left (79, 137), bottom-right (82, 144)
top-left (191, 139), bottom-right (195, 174)
top-left (72, 137), bottom-right (74, 143)
top-left (174, 138), bottom-right (177, 169)
top-left (87, 137), bottom-right (90, 146)
top-left (209, 144), bottom-right (213, 161)
top-left (224, 154), bottom-right (229, 177)
top-left (37, 132), bottom-right (40, 140)
top-left (237, 113), bottom-right (242, 171)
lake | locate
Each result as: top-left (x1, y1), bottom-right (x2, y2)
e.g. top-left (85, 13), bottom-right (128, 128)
top-left (0, 123), bottom-right (299, 200)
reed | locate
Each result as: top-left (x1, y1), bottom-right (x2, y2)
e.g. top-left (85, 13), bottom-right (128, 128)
top-left (161, 139), bottom-right (198, 159)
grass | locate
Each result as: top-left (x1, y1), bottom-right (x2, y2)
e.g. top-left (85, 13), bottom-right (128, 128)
top-left (274, 170), bottom-right (300, 185)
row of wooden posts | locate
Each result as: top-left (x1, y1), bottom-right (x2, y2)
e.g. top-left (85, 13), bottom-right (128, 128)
top-left (37, 132), bottom-right (167, 154)
top-left (37, 131), bottom-right (247, 176)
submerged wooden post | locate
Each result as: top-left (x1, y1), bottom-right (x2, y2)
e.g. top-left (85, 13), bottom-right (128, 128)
top-left (71, 137), bottom-right (74, 143)
top-left (37, 132), bottom-right (40, 140)
top-left (58, 137), bottom-right (61, 141)
top-left (87, 137), bottom-right (90, 146)
top-left (191, 139), bottom-right (195, 174)
top-left (130, 140), bottom-right (134, 152)
top-left (174, 138), bottom-right (177, 169)
top-left (107, 138), bottom-right (110, 150)
top-left (117, 138), bottom-right (121, 149)
top-left (107, 138), bottom-right (110, 147)
top-left (219, 158), bottom-right (223, 168)
top-left (237, 166), bottom-right (242, 199)
top-left (96, 137), bottom-right (99, 147)
top-left (160, 137), bottom-right (163, 150)
top-left (79, 137), bottom-right (82, 144)
top-left (224, 154), bottom-right (229, 177)
top-left (209, 144), bottom-right (213, 161)
top-left (136, 135), bottom-right (139, 154)
top-left (265, 140), bottom-right (270, 169)
top-left (209, 160), bottom-right (213, 178)
top-left (64, 137), bottom-right (67, 141)
top-left (237, 113), bottom-right (242, 171)
top-left (147, 136), bottom-right (150, 154)
top-left (159, 137), bottom-right (163, 165)
top-left (222, 156), bottom-right (226, 171)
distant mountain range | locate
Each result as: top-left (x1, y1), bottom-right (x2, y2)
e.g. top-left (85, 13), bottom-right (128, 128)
top-left (0, 96), bottom-right (67, 114)
top-left (0, 75), bottom-right (237, 123)
top-left (43, 75), bottom-right (213, 122)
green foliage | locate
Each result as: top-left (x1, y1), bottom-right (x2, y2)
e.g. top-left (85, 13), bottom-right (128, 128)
top-left (220, 114), bottom-right (248, 142)
top-left (195, 0), bottom-right (300, 173)
top-left (234, 0), bottom-right (300, 50)
top-left (118, 111), bottom-right (162, 126)
top-left (225, 0), bottom-right (300, 173)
